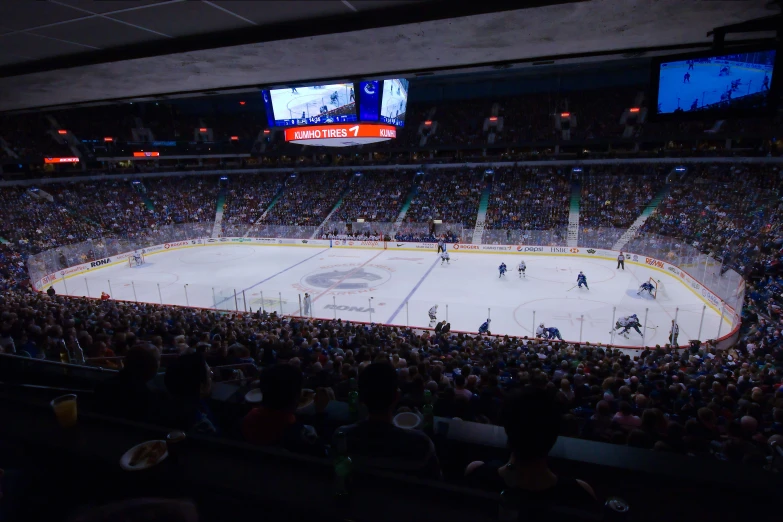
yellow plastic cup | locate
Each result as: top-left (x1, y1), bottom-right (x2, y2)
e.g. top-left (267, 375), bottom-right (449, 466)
top-left (51, 394), bottom-right (77, 428)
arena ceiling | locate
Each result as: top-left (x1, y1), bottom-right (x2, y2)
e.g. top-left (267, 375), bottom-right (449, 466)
top-left (0, 0), bottom-right (777, 112)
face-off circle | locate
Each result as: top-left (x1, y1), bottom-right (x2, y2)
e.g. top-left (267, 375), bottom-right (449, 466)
top-left (296, 264), bottom-right (393, 295)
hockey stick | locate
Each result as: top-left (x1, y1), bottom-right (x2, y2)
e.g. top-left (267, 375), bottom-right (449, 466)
top-left (566, 285), bottom-right (577, 292)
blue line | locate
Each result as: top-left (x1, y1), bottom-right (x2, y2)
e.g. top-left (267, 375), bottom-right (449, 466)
top-left (386, 255), bottom-right (441, 324)
top-left (214, 248), bottom-right (329, 308)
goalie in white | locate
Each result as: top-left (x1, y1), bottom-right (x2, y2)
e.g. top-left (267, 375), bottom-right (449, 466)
top-left (638, 281), bottom-right (655, 297)
top-left (517, 260), bottom-right (526, 278)
top-left (130, 251), bottom-right (144, 266)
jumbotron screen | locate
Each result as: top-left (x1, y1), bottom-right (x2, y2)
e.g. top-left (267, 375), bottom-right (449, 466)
top-left (653, 48), bottom-right (776, 116)
top-left (380, 78), bottom-right (408, 126)
top-left (263, 83), bottom-right (357, 127)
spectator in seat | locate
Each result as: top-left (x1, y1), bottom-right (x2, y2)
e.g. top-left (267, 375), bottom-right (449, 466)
top-left (242, 363), bottom-right (328, 457)
top-left (94, 343), bottom-right (162, 423)
top-left (464, 388), bottom-right (599, 518)
top-left (163, 349), bottom-right (218, 434)
top-left (335, 362), bottom-right (441, 479)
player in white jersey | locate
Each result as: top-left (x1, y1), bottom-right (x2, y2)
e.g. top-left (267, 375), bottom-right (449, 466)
top-left (612, 314), bottom-right (642, 338)
top-left (428, 305), bottom-right (438, 321)
top-left (536, 323), bottom-right (547, 338)
top-left (517, 260), bottom-right (526, 278)
top-left (440, 251), bottom-right (450, 265)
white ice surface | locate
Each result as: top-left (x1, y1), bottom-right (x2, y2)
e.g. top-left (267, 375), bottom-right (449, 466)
top-left (51, 246), bottom-right (729, 348)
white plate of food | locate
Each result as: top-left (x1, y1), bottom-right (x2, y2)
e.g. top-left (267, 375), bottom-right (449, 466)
top-left (245, 388), bottom-right (263, 403)
top-left (120, 440), bottom-right (168, 471)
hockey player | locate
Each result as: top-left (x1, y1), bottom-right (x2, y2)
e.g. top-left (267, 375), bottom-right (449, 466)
top-left (577, 271), bottom-right (589, 290)
top-left (440, 250), bottom-right (450, 265)
top-left (546, 327), bottom-right (563, 341)
top-left (617, 252), bottom-right (625, 270)
top-left (478, 319), bottom-right (491, 334)
top-left (517, 260), bottom-right (526, 278)
top-left (428, 305), bottom-right (438, 322)
top-left (613, 315), bottom-right (642, 338)
top-left (303, 293), bottom-right (312, 316)
top-left (638, 281), bottom-right (655, 297)
top-left (536, 323), bottom-right (547, 338)
top-left (499, 263), bottom-right (507, 278)
top-left (437, 238), bottom-right (445, 254)
top-left (683, 72), bottom-right (690, 83)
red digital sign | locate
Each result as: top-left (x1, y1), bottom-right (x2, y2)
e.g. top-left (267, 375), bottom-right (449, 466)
top-left (560, 112), bottom-right (570, 118)
top-left (133, 151), bottom-right (160, 158)
top-left (44, 157), bottom-right (79, 164)
top-left (104, 137), bottom-right (113, 142)
top-left (57, 130), bottom-right (67, 135)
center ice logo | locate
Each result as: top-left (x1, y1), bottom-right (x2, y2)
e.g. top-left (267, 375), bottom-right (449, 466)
top-left (297, 264), bottom-right (394, 295)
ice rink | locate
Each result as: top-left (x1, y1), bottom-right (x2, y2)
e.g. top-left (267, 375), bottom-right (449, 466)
top-left (658, 63), bottom-right (770, 113)
top-left (381, 79), bottom-right (407, 121)
top-left (50, 245), bottom-right (730, 348)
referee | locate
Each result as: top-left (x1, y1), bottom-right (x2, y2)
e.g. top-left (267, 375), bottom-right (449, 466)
top-left (617, 252), bottom-right (625, 270)
top-left (669, 320), bottom-right (680, 346)
top-left (437, 239), bottom-right (445, 254)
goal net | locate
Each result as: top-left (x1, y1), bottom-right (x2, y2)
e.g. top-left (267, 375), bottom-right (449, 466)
top-left (649, 277), bottom-right (666, 299)
top-left (128, 252), bottom-right (145, 268)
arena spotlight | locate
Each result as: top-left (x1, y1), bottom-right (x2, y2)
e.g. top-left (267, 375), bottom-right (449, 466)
top-left (132, 180), bottom-right (141, 185)
top-left (220, 176), bottom-right (228, 180)
top-left (675, 166), bottom-right (687, 172)
top-left (572, 167), bottom-right (583, 173)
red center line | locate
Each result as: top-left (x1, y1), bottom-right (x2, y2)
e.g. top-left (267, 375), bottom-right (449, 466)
top-left (311, 250), bottom-right (385, 303)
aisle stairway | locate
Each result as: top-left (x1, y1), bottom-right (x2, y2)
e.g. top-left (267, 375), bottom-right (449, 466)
top-left (392, 173), bottom-right (424, 232)
top-left (211, 188), bottom-right (227, 238)
top-left (243, 185), bottom-right (287, 237)
top-left (470, 179), bottom-right (492, 244)
top-left (611, 185), bottom-right (670, 251)
top-left (567, 181), bottom-right (581, 247)
top-left (312, 177), bottom-right (355, 239)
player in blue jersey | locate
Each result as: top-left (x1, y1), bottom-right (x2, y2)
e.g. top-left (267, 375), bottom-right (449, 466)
top-left (577, 271), bottom-right (589, 290)
top-left (478, 319), bottom-right (491, 334)
top-left (638, 281), bottom-right (655, 297)
top-left (498, 263), bottom-right (507, 278)
top-left (546, 327), bottom-right (563, 341)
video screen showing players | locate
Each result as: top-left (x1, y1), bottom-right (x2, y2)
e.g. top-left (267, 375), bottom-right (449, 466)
top-left (656, 50), bottom-right (775, 115)
top-left (267, 83), bottom-right (357, 127)
top-left (380, 78), bottom-right (409, 126)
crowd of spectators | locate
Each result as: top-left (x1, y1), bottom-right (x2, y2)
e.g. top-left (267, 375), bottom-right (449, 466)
top-left (405, 169), bottom-right (485, 229)
top-left (484, 166), bottom-right (570, 231)
top-left (220, 174), bottom-right (285, 236)
top-left (262, 172), bottom-right (350, 227)
top-left (635, 164), bottom-right (781, 277)
top-left (580, 165), bottom-right (667, 229)
top-left (145, 177), bottom-right (220, 225)
top-left (0, 187), bottom-right (100, 254)
top-left (0, 286), bottom-right (781, 473)
top-left (333, 170), bottom-right (415, 223)
top-left (47, 180), bottom-right (152, 236)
